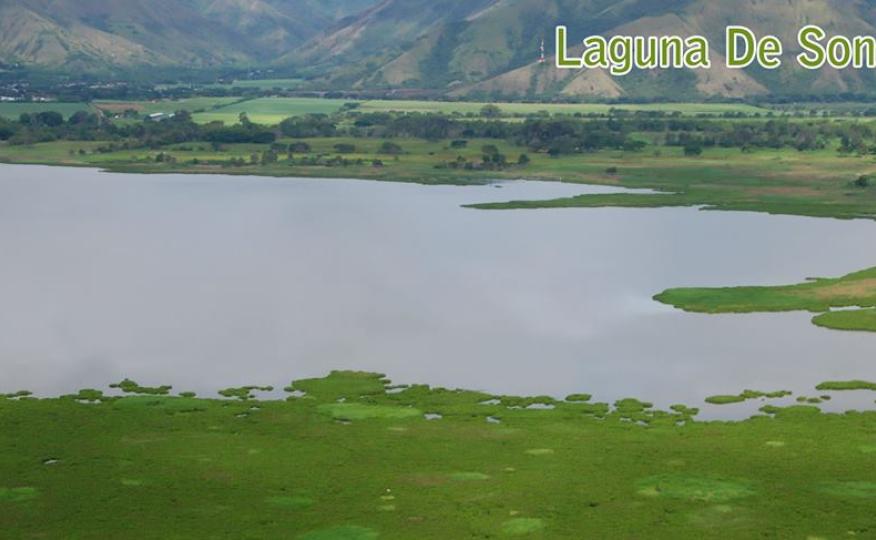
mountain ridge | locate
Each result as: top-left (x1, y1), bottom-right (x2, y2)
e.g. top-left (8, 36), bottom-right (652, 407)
top-left (5, 0), bottom-right (876, 98)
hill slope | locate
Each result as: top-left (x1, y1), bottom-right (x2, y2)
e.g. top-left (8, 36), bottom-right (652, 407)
top-left (299, 0), bottom-right (876, 98)
top-left (5, 0), bottom-right (876, 97)
top-left (0, 0), bottom-right (378, 70)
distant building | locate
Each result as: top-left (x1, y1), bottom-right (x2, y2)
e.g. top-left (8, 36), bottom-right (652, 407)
top-left (146, 112), bottom-right (175, 121)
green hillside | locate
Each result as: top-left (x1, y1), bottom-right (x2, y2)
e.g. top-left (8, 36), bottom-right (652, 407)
top-left (6, 0), bottom-right (876, 98)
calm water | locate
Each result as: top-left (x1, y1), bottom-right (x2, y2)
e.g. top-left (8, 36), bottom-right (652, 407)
top-left (2, 164), bottom-right (876, 418)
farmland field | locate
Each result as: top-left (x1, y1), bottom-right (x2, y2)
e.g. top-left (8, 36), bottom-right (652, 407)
top-left (178, 98), bottom-right (774, 125)
top-left (94, 97), bottom-right (241, 116)
top-left (0, 102), bottom-right (93, 119)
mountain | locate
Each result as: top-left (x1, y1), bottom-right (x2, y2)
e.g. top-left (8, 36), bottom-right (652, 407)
top-left (5, 0), bottom-right (876, 97)
top-left (0, 0), bottom-right (378, 70)
top-left (297, 0), bottom-right (876, 98)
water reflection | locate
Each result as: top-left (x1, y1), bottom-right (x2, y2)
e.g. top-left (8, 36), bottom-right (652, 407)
top-left (1, 164), bottom-right (875, 419)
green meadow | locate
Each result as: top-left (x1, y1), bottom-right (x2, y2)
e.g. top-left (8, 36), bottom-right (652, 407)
top-left (2, 371), bottom-right (876, 539)
top-left (89, 96), bottom-right (769, 125)
top-left (95, 97), bottom-right (242, 117)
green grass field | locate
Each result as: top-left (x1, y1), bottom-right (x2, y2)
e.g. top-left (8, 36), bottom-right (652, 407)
top-left (193, 98), bottom-right (350, 124)
top-left (356, 100), bottom-right (773, 116)
top-left (95, 97), bottom-right (242, 117)
top-left (177, 98), bottom-right (773, 125)
top-left (0, 102), bottom-right (94, 119)
top-left (2, 370), bottom-right (876, 539)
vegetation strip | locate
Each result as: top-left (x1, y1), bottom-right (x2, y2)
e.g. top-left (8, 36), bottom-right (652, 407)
top-left (2, 370), bottom-right (876, 538)
top-left (656, 267), bottom-right (876, 332)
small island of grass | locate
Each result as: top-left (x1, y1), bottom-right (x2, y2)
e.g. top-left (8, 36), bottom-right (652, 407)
top-left (655, 266), bottom-right (876, 332)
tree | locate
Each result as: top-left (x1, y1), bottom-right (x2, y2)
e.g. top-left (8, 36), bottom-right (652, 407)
top-left (290, 141), bottom-right (311, 153)
top-left (481, 144), bottom-right (500, 157)
top-left (683, 143), bottom-right (703, 156)
top-left (518, 154), bottom-right (530, 165)
top-left (378, 141), bottom-right (403, 155)
top-left (480, 104), bottom-right (502, 118)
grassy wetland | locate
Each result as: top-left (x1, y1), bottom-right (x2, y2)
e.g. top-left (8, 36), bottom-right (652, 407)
top-left (3, 370), bottom-right (876, 539)
top-left (4, 98), bottom-right (876, 537)
top-left (656, 266), bottom-right (876, 332)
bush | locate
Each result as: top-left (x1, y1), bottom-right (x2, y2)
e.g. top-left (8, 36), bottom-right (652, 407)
top-left (683, 143), bottom-right (703, 156)
top-left (854, 175), bottom-right (871, 188)
top-left (480, 104), bottom-right (502, 118)
top-left (378, 141), bottom-right (403, 155)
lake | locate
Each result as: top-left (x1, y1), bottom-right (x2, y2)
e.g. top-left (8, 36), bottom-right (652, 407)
top-left (2, 164), bottom-right (876, 418)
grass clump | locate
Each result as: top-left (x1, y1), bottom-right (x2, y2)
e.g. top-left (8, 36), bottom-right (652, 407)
top-left (64, 389), bottom-right (108, 402)
top-left (637, 475), bottom-right (754, 502)
top-left (218, 386), bottom-right (273, 400)
top-left (110, 378), bottom-right (171, 395)
top-left (286, 371), bottom-right (387, 400)
top-left (317, 403), bottom-right (421, 421)
top-left (706, 390), bottom-right (792, 405)
top-left (2, 390), bottom-right (33, 399)
top-left (298, 526), bottom-right (378, 540)
top-left (813, 308), bottom-right (876, 332)
top-left (502, 518), bottom-right (544, 535)
top-left (819, 482), bottom-right (876, 499)
top-left (450, 472), bottom-right (490, 481)
top-left (0, 487), bottom-right (38, 502)
top-left (265, 495), bottom-right (313, 509)
top-left (670, 404), bottom-right (700, 417)
top-left (614, 398), bottom-right (653, 415)
top-left (816, 380), bottom-right (876, 391)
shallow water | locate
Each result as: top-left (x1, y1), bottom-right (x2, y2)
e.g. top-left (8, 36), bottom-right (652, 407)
top-left (2, 164), bottom-right (876, 419)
